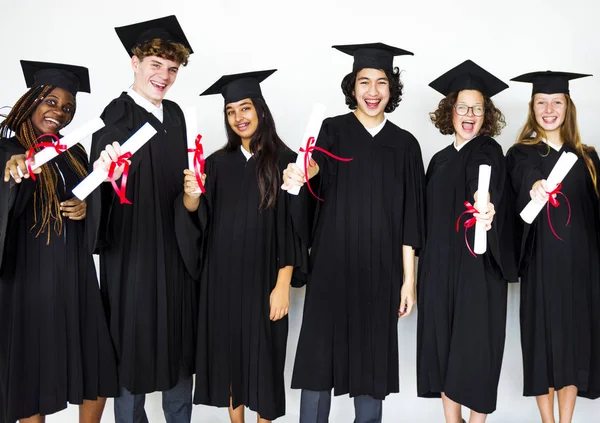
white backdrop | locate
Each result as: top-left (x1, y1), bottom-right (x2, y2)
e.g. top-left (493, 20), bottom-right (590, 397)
top-left (2, 0), bottom-right (600, 421)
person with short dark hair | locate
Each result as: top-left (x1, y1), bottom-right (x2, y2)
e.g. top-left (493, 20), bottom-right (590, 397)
top-left (507, 71), bottom-right (600, 423)
top-left (417, 60), bottom-right (517, 423)
top-left (0, 61), bottom-right (118, 423)
top-left (281, 42), bottom-right (426, 423)
top-left (87, 15), bottom-right (197, 423)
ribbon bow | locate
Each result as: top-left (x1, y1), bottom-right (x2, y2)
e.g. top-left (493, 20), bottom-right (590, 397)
top-left (299, 136), bottom-right (353, 201)
top-left (187, 134), bottom-right (206, 193)
top-left (108, 152), bottom-right (133, 204)
top-left (545, 183), bottom-right (571, 240)
top-left (455, 201), bottom-right (479, 258)
top-left (26, 133), bottom-right (67, 181)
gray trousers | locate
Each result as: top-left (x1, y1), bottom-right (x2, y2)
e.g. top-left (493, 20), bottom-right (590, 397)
top-left (114, 375), bottom-right (193, 423)
top-left (300, 389), bottom-right (382, 423)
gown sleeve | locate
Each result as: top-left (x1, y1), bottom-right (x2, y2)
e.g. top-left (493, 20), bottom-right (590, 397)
top-left (401, 133), bottom-right (426, 250)
top-left (506, 143), bottom-right (545, 274)
top-left (0, 141), bottom-right (36, 272)
top-left (86, 97), bottom-right (148, 254)
top-left (276, 149), bottom-right (310, 287)
top-left (468, 138), bottom-right (518, 282)
top-left (172, 155), bottom-right (217, 280)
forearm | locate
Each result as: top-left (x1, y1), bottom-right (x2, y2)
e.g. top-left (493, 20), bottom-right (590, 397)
top-left (276, 265), bottom-right (294, 287)
top-left (402, 245), bottom-right (415, 285)
top-left (183, 194), bottom-right (200, 212)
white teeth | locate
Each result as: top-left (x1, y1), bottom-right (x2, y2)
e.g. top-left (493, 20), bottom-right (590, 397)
top-left (46, 118), bottom-right (59, 125)
top-left (152, 81), bottom-right (166, 88)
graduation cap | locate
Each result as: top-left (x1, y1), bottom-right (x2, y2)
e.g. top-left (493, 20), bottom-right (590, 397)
top-left (511, 71), bottom-right (592, 95)
top-left (20, 60), bottom-right (91, 95)
top-left (115, 15), bottom-right (193, 57)
top-left (200, 70), bottom-right (277, 104)
top-left (332, 42), bottom-right (413, 72)
top-left (429, 60), bottom-right (508, 97)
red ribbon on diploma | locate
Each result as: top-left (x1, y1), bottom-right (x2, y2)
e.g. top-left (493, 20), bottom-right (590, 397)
top-left (455, 201), bottom-right (479, 258)
top-left (108, 152), bottom-right (133, 204)
top-left (299, 136), bottom-right (353, 201)
top-left (25, 133), bottom-right (66, 181)
top-left (187, 134), bottom-right (206, 194)
top-left (545, 183), bottom-right (571, 240)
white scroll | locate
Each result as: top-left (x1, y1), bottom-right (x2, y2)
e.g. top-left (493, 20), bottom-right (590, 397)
top-left (520, 151), bottom-right (578, 224)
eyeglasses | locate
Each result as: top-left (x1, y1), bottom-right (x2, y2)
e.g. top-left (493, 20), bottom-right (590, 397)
top-left (454, 104), bottom-right (485, 117)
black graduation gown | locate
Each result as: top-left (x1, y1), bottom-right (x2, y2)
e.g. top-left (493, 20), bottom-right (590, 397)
top-left (87, 93), bottom-right (197, 394)
top-left (291, 113), bottom-right (426, 399)
top-left (507, 142), bottom-right (600, 398)
top-left (174, 146), bottom-right (308, 420)
top-left (416, 136), bottom-right (517, 414)
top-left (0, 138), bottom-right (118, 423)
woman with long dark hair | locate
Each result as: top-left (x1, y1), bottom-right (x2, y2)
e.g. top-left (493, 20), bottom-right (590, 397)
top-left (176, 70), bottom-right (307, 422)
top-left (507, 71), bottom-right (600, 423)
top-left (0, 61), bottom-right (117, 423)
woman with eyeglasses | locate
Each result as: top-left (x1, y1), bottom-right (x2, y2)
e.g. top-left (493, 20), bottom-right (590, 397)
top-left (416, 60), bottom-right (517, 423)
top-left (506, 71), bottom-right (600, 423)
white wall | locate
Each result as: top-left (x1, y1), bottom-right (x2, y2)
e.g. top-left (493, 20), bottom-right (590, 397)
top-left (3, 0), bottom-right (600, 421)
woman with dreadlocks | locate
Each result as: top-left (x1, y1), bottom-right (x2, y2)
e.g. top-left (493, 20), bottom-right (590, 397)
top-left (0, 61), bottom-right (118, 423)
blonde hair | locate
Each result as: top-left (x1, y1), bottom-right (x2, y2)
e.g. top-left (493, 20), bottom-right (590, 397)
top-left (516, 94), bottom-right (598, 196)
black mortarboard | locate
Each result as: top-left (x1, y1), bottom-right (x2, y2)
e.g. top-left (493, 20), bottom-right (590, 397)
top-left (20, 60), bottom-right (91, 95)
top-left (115, 15), bottom-right (193, 57)
top-left (429, 60), bottom-right (508, 97)
top-left (511, 71), bottom-right (592, 95)
top-left (332, 42), bottom-right (413, 72)
top-left (200, 70), bottom-right (277, 104)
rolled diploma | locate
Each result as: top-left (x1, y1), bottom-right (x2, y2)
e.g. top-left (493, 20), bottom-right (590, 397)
top-left (72, 122), bottom-right (157, 200)
top-left (184, 106), bottom-right (200, 194)
top-left (12, 117), bottom-right (105, 178)
top-left (519, 151), bottom-right (578, 224)
top-left (288, 103), bottom-right (326, 195)
top-left (473, 164), bottom-right (491, 254)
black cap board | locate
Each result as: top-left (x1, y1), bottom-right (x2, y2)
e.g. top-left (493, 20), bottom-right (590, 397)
top-left (115, 15), bottom-right (193, 57)
top-left (429, 59), bottom-right (508, 97)
top-left (511, 71), bottom-right (592, 95)
top-left (332, 42), bottom-right (413, 72)
top-left (20, 60), bottom-right (91, 95)
top-left (200, 69), bottom-right (277, 104)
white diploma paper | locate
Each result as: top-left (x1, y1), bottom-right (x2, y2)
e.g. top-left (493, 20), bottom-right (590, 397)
top-left (519, 151), bottom-right (578, 224)
top-left (184, 106), bottom-right (201, 194)
top-left (473, 164), bottom-right (491, 255)
top-left (288, 103), bottom-right (327, 196)
top-left (12, 118), bottom-right (105, 178)
top-left (72, 122), bottom-right (157, 200)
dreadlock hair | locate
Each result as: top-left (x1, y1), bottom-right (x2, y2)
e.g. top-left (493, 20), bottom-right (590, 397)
top-left (0, 85), bottom-right (89, 243)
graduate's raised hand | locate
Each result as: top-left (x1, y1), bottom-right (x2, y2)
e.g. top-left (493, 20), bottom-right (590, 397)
top-left (269, 282), bottom-right (290, 321)
top-left (474, 202), bottom-right (496, 231)
top-left (399, 281), bottom-right (415, 318)
top-left (530, 179), bottom-right (551, 204)
top-left (93, 142), bottom-right (129, 181)
top-left (60, 197), bottom-right (87, 220)
top-left (182, 169), bottom-right (204, 212)
top-left (281, 159), bottom-right (319, 191)
top-left (4, 154), bottom-right (42, 183)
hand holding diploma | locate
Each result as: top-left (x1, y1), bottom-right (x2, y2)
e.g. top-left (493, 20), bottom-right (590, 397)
top-left (4, 154), bottom-right (42, 183)
top-left (72, 122), bottom-right (157, 202)
top-left (520, 151), bottom-right (578, 224)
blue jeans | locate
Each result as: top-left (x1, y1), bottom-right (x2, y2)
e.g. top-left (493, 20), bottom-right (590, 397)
top-left (299, 389), bottom-right (382, 423)
top-left (114, 375), bottom-right (193, 423)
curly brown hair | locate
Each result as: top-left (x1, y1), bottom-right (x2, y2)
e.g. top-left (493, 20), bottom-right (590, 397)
top-left (131, 38), bottom-right (191, 66)
top-left (429, 91), bottom-right (506, 137)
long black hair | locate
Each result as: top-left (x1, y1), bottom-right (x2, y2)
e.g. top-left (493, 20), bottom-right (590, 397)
top-left (220, 97), bottom-right (286, 209)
